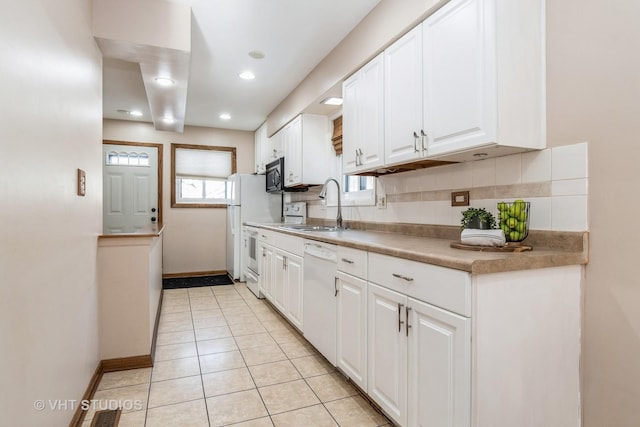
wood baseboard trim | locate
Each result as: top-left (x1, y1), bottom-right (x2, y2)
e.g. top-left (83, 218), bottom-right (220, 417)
top-left (68, 363), bottom-right (102, 427)
top-left (162, 270), bottom-right (227, 279)
top-left (101, 355), bottom-right (153, 373)
top-left (69, 355), bottom-right (153, 427)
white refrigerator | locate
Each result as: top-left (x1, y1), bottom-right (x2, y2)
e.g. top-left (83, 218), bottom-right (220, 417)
top-left (226, 174), bottom-right (280, 280)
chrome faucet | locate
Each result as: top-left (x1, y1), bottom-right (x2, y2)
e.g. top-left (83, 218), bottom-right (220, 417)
top-left (318, 177), bottom-right (342, 229)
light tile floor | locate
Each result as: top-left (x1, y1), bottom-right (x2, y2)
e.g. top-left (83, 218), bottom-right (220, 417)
top-left (83, 282), bottom-right (391, 427)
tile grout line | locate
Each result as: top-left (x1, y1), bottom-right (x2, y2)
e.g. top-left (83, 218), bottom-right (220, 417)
top-left (191, 285), bottom-right (214, 426)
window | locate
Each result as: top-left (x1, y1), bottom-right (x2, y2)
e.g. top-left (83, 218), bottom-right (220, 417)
top-left (322, 155), bottom-right (376, 207)
top-left (171, 143), bottom-right (236, 208)
top-left (106, 150), bottom-right (150, 166)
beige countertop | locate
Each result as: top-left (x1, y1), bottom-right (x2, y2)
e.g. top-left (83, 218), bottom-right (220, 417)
top-left (249, 222), bottom-right (588, 275)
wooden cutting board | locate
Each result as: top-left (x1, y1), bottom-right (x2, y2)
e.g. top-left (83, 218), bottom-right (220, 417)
top-left (450, 242), bottom-right (533, 252)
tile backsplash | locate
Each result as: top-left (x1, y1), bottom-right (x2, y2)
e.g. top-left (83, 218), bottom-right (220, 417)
top-left (290, 142), bottom-right (589, 232)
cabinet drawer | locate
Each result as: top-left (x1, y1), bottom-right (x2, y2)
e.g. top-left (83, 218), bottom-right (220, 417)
top-left (273, 232), bottom-right (304, 257)
top-left (258, 230), bottom-right (276, 248)
top-left (337, 246), bottom-right (367, 279)
top-left (368, 252), bottom-right (471, 317)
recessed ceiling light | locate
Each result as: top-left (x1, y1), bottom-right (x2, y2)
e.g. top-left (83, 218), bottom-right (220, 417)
top-left (239, 71), bottom-right (255, 80)
top-left (117, 109), bottom-right (143, 117)
top-left (219, 113), bottom-right (231, 120)
top-left (162, 116), bottom-right (175, 124)
top-left (321, 97), bottom-right (343, 106)
top-left (248, 50), bottom-right (265, 59)
top-left (154, 77), bottom-right (175, 86)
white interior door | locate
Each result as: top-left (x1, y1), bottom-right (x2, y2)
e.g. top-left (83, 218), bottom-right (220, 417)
top-left (103, 144), bottom-right (158, 234)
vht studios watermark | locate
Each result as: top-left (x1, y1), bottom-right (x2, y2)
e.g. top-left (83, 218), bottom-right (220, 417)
top-left (33, 399), bottom-right (143, 411)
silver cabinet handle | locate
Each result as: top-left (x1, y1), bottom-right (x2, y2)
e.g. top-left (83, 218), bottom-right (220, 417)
top-left (392, 273), bottom-right (414, 282)
top-left (420, 129), bottom-right (427, 153)
top-left (357, 148), bottom-right (363, 166)
top-left (398, 303), bottom-right (405, 332)
top-left (334, 277), bottom-right (339, 297)
top-left (413, 131), bottom-right (420, 153)
top-left (406, 306), bottom-right (412, 336)
top-left (341, 258), bottom-right (354, 264)
top-left (355, 149), bottom-right (361, 166)
top-left (283, 256), bottom-right (287, 269)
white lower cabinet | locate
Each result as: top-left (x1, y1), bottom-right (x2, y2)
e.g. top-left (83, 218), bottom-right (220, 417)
top-left (408, 296), bottom-right (471, 427)
top-left (336, 271), bottom-right (368, 391)
top-left (260, 238), bottom-right (304, 331)
top-left (284, 254), bottom-right (303, 330)
top-left (367, 283), bottom-right (408, 425)
top-left (258, 242), bottom-right (274, 301)
top-left (367, 283), bottom-right (471, 427)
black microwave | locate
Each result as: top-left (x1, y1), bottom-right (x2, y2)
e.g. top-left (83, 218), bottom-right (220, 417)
top-left (265, 157), bottom-right (284, 193)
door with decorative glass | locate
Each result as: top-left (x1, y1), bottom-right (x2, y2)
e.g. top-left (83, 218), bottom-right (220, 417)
top-left (102, 143), bottom-right (159, 234)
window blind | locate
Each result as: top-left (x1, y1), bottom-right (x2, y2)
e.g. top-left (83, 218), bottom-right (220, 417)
top-left (175, 148), bottom-right (232, 179)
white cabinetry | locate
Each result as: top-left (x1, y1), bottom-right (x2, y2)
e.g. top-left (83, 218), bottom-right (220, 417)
top-left (342, 53), bottom-right (385, 174)
top-left (259, 232), bottom-right (304, 331)
top-left (425, 0), bottom-right (544, 160)
top-left (278, 113), bottom-right (331, 187)
top-left (367, 282), bottom-right (408, 425)
top-left (408, 296), bottom-right (471, 427)
top-left (336, 246), bottom-right (368, 390)
top-left (344, 0), bottom-right (545, 172)
top-left (384, 25), bottom-right (425, 166)
top-left (254, 122), bottom-right (270, 174)
top-left (367, 252), bottom-right (471, 427)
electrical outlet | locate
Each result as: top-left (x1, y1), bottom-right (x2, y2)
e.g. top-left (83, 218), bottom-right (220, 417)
top-left (451, 191), bottom-right (469, 206)
top-left (320, 199), bottom-right (326, 210)
top-left (377, 195), bottom-right (387, 209)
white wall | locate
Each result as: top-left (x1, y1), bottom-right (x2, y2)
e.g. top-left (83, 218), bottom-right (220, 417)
top-left (102, 120), bottom-right (255, 275)
top-left (0, 0), bottom-right (103, 425)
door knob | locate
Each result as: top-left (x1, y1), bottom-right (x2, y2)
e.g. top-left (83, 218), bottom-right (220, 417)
top-left (151, 208), bottom-right (156, 213)
top-left (151, 217), bottom-right (157, 222)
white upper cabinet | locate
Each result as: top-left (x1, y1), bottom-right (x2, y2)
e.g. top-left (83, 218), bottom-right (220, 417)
top-left (342, 53), bottom-right (385, 174)
top-left (268, 129), bottom-right (284, 163)
top-left (422, 0), bottom-right (545, 160)
top-left (279, 113), bottom-right (331, 188)
top-left (384, 26), bottom-right (425, 167)
top-left (343, 0), bottom-right (545, 172)
top-left (254, 122), bottom-right (269, 174)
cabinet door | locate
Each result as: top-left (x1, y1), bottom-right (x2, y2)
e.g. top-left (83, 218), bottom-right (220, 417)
top-left (273, 250), bottom-right (287, 313)
top-left (336, 272), bottom-right (367, 390)
top-left (254, 123), bottom-right (267, 174)
top-left (384, 25), bottom-right (424, 167)
top-left (269, 129), bottom-right (284, 162)
top-left (283, 116), bottom-right (302, 186)
top-left (285, 254), bottom-right (303, 331)
top-left (423, 0), bottom-right (496, 157)
top-left (342, 53), bottom-right (384, 174)
top-left (407, 297), bottom-right (471, 427)
top-left (367, 283), bottom-right (407, 426)
top-left (359, 53), bottom-right (385, 170)
top-left (342, 73), bottom-right (360, 174)
top-left (259, 244), bottom-right (273, 301)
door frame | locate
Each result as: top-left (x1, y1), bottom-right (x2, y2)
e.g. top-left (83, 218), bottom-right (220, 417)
top-left (102, 139), bottom-right (164, 227)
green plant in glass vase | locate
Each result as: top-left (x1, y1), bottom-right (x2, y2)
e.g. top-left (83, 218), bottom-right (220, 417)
top-left (460, 207), bottom-right (497, 230)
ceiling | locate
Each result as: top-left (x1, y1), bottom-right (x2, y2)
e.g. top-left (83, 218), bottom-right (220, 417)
top-left (101, 0), bottom-right (382, 132)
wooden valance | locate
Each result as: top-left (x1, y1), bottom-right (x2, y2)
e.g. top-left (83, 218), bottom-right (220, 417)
top-left (332, 116), bottom-right (342, 155)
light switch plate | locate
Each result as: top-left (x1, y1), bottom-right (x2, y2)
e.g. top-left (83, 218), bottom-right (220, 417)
top-left (77, 169), bottom-right (86, 197)
top-left (377, 195), bottom-right (387, 209)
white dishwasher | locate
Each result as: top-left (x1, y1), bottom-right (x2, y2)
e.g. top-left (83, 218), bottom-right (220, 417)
top-left (303, 240), bottom-right (338, 365)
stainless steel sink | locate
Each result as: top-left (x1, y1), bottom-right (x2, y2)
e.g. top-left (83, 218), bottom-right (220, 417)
top-left (279, 225), bottom-right (341, 232)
